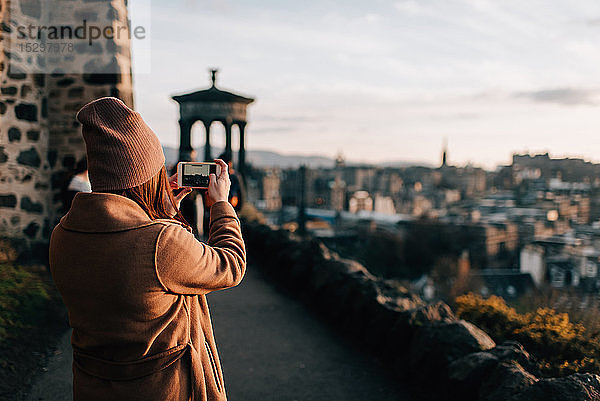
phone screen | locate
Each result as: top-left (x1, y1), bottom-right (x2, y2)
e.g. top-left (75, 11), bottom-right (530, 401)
top-left (181, 163), bottom-right (216, 187)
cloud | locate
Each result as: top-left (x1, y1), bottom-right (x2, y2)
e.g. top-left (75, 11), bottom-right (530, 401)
top-left (586, 18), bottom-right (600, 26)
top-left (393, 0), bottom-right (432, 16)
top-left (515, 88), bottom-right (600, 106)
top-left (364, 13), bottom-right (382, 23)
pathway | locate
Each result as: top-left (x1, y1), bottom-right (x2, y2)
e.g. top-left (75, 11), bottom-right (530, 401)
top-left (24, 265), bottom-right (416, 401)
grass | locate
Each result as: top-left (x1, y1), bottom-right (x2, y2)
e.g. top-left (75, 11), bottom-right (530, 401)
top-left (0, 263), bottom-right (68, 399)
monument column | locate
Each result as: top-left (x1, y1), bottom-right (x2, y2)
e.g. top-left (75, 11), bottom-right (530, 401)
top-left (178, 119), bottom-right (193, 161)
top-left (224, 119), bottom-right (233, 161)
top-left (203, 120), bottom-right (212, 161)
top-left (238, 122), bottom-right (246, 176)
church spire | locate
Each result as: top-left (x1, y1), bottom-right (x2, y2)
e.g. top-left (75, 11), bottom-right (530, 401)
top-left (210, 68), bottom-right (218, 87)
top-left (441, 137), bottom-right (448, 168)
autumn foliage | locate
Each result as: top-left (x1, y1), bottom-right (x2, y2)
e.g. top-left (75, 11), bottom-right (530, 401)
top-left (455, 293), bottom-right (599, 377)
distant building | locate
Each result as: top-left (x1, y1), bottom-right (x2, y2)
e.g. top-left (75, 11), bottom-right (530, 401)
top-left (470, 270), bottom-right (535, 299)
top-left (374, 194), bottom-right (396, 215)
top-left (262, 169), bottom-right (282, 211)
top-left (349, 191), bottom-right (373, 213)
top-left (330, 176), bottom-right (346, 212)
top-left (520, 244), bottom-right (545, 286)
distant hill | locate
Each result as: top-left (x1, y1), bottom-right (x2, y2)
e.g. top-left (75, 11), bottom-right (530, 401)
top-left (162, 146), bottom-right (432, 169)
top-left (163, 146), bottom-right (334, 168)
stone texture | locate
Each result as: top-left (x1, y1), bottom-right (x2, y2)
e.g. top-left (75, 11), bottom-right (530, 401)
top-left (15, 103), bottom-right (38, 121)
top-left (26, 130), bottom-right (39, 141)
top-left (56, 78), bottom-right (75, 87)
top-left (8, 127), bottom-right (21, 142)
top-left (23, 221), bottom-right (39, 238)
top-left (16, 147), bottom-right (41, 167)
top-left (512, 373), bottom-right (600, 401)
top-left (409, 320), bottom-right (495, 385)
top-left (2, 0), bottom-right (133, 258)
top-left (0, 146), bottom-right (8, 163)
top-left (20, 196), bottom-right (43, 214)
top-left (1, 86), bottom-right (17, 95)
top-left (479, 361), bottom-right (538, 401)
top-left (447, 351), bottom-right (500, 400)
top-left (19, 0), bottom-right (41, 19)
top-left (0, 194), bottom-right (17, 208)
top-left (7, 65), bottom-right (26, 80)
top-left (446, 340), bottom-right (540, 400)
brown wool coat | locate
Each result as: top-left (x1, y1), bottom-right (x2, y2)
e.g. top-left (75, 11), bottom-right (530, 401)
top-left (49, 192), bottom-right (246, 401)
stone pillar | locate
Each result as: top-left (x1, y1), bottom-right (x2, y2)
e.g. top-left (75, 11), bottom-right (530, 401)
top-left (224, 120), bottom-right (233, 162)
top-left (178, 119), bottom-right (193, 161)
top-left (203, 120), bottom-right (212, 161)
top-left (238, 122), bottom-right (246, 176)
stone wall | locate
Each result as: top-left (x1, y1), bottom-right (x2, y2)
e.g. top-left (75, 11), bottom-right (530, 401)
top-left (0, 0), bottom-right (133, 261)
top-left (242, 221), bottom-right (600, 401)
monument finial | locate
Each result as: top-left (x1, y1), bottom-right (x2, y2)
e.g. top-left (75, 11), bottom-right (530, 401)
top-left (210, 69), bottom-right (218, 87)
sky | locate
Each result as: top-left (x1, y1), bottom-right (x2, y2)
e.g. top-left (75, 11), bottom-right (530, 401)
top-left (131, 0), bottom-right (600, 169)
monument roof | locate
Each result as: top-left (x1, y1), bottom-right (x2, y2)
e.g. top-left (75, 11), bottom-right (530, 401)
top-left (172, 69), bottom-right (254, 104)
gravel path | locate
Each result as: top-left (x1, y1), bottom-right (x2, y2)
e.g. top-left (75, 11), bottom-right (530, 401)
top-left (25, 265), bottom-right (415, 401)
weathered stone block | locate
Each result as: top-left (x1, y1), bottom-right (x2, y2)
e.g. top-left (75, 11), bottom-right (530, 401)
top-left (511, 373), bottom-right (600, 401)
top-left (74, 42), bottom-right (103, 54)
top-left (17, 147), bottom-right (41, 167)
top-left (20, 196), bottom-right (43, 214)
top-left (1, 86), bottom-right (18, 95)
top-left (21, 84), bottom-right (32, 97)
top-left (15, 103), bottom-right (38, 121)
top-left (41, 97), bottom-right (47, 118)
top-left (7, 65), bottom-right (26, 80)
top-left (68, 87), bottom-right (85, 98)
top-left (23, 221), bottom-right (40, 238)
top-left (83, 59), bottom-right (120, 84)
top-left (8, 127), bottom-right (21, 142)
top-left (26, 130), bottom-right (40, 141)
top-left (479, 361), bottom-right (537, 401)
top-left (20, 0), bottom-right (42, 19)
top-left (409, 320), bottom-right (495, 384)
top-left (447, 351), bottom-right (500, 400)
top-left (0, 194), bottom-right (17, 208)
top-left (56, 78), bottom-right (75, 87)
top-left (33, 73), bottom-right (45, 88)
top-left (47, 150), bottom-right (57, 168)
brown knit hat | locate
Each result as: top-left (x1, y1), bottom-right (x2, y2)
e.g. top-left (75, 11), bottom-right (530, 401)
top-left (76, 97), bottom-right (165, 191)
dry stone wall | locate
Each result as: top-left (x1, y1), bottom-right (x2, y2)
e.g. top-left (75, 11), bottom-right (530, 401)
top-left (241, 221), bottom-right (600, 401)
top-left (0, 0), bottom-right (133, 260)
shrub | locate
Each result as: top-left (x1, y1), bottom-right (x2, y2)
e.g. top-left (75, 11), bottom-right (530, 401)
top-left (0, 264), bottom-right (50, 343)
top-left (455, 293), bottom-right (600, 377)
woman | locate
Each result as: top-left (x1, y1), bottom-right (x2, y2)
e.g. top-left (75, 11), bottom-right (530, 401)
top-left (49, 97), bottom-right (246, 401)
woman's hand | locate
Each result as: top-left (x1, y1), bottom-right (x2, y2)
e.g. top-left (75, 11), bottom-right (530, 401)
top-left (168, 173), bottom-right (192, 210)
top-left (207, 159), bottom-right (231, 205)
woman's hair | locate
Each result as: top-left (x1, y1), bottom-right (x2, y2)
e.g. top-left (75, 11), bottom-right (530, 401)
top-left (111, 166), bottom-right (190, 228)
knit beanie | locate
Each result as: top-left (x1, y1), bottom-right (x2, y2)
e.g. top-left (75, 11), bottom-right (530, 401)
top-left (76, 97), bottom-right (165, 191)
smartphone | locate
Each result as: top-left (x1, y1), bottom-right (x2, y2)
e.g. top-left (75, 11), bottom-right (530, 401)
top-left (177, 162), bottom-right (220, 189)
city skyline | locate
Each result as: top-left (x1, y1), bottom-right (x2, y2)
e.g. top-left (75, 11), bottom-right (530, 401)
top-left (132, 0), bottom-right (600, 169)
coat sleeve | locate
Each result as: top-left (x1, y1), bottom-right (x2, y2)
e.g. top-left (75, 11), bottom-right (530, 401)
top-left (155, 201), bottom-right (246, 295)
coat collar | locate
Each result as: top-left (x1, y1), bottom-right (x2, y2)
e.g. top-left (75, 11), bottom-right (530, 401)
top-left (60, 192), bottom-right (156, 233)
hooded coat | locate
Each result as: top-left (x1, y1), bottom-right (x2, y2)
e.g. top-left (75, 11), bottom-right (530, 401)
top-left (49, 192), bottom-right (246, 401)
